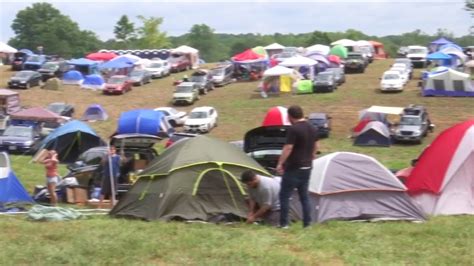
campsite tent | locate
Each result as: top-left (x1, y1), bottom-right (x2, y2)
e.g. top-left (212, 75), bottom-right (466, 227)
top-left (10, 107), bottom-right (63, 124)
top-left (36, 120), bottom-right (105, 163)
top-left (68, 58), bottom-right (99, 75)
top-left (406, 119), bottom-right (474, 215)
top-left (368, 40), bottom-right (388, 59)
top-left (117, 109), bottom-right (173, 137)
top-left (252, 46), bottom-right (268, 58)
top-left (306, 44), bottom-right (330, 56)
top-left (305, 52), bottom-right (330, 71)
top-left (171, 45), bottom-right (200, 69)
top-left (439, 46), bottom-right (468, 65)
top-left (264, 43), bottom-right (285, 57)
top-left (426, 52), bottom-right (452, 67)
top-left (232, 49), bottom-right (266, 62)
top-left (81, 104), bottom-right (108, 121)
top-left (423, 68), bottom-right (474, 97)
top-left (308, 152), bottom-right (425, 223)
top-left (99, 56), bottom-right (135, 69)
top-left (86, 52), bottom-right (117, 61)
top-left (62, 70), bottom-right (84, 85)
top-left (429, 37), bottom-right (453, 52)
top-left (354, 121), bottom-right (391, 147)
top-left (0, 42), bottom-right (17, 54)
top-left (110, 135), bottom-right (270, 221)
top-left (279, 56), bottom-right (318, 79)
top-left (0, 89), bottom-right (21, 114)
top-left (0, 152), bottom-right (33, 211)
top-left (329, 45), bottom-right (348, 59)
top-left (81, 74), bottom-right (105, 90)
top-left (331, 39), bottom-right (357, 48)
top-left (465, 60), bottom-right (474, 77)
top-left (261, 66), bottom-right (302, 94)
top-left (262, 106), bottom-right (291, 126)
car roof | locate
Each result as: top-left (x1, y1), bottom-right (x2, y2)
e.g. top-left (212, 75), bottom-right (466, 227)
top-left (191, 106), bottom-right (214, 112)
top-left (383, 71), bottom-right (401, 75)
top-left (392, 63), bottom-right (407, 68)
top-left (18, 70), bottom-right (36, 74)
top-left (178, 82), bottom-right (196, 86)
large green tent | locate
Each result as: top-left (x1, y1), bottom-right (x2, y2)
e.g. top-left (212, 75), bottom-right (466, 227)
top-left (330, 45), bottom-right (348, 59)
top-left (110, 135), bottom-right (270, 221)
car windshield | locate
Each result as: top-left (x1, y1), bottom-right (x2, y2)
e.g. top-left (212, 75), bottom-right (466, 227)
top-left (42, 62), bottom-right (58, 70)
top-left (3, 126), bottom-right (33, 138)
top-left (408, 49), bottom-right (427, 54)
top-left (400, 116), bottom-right (422, 125)
top-left (189, 111), bottom-right (208, 119)
top-left (109, 77), bottom-right (127, 84)
top-left (149, 63), bottom-right (162, 68)
top-left (47, 104), bottom-right (65, 113)
top-left (211, 69), bottom-right (224, 76)
top-left (14, 71), bottom-right (33, 78)
top-left (347, 54), bottom-right (362, 60)
top-left (176, 86), bottom-right (193, 93)
top-left (316, 74), bottom-right (332, 81)
top-left (27, 55), bottom-right (42, 62)
top-left (191, 76), bottom-right (205, 82)
top-left (309, 118), bottom-right (325, 125)
top-left (383, 74), bottom-right (399, 80)
top-left (130, 71), bottom-right (143, 77)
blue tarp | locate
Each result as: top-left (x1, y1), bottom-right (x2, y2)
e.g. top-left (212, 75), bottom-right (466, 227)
top-left (427, 52), bottom-right (452, 60)
top-left (100, 56), bottom-right (135, 69)
top-left (439, 43), bottom-right (463, 51)
top-left (0, 170), bottom-right (34, 210)
top-left (38, 120), bottom-right (105, 163)
top-left (118, 109), bottom-right (171, 136)
top-left (68, 58), bottom-right (98, 66)
top-left (63, 70), bottom-right (84, 81)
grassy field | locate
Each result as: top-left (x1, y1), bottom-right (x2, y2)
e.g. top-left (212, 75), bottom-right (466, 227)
top-left (0, 61), bottom-right (473, 265)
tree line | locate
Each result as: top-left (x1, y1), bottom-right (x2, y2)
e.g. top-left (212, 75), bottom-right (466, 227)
top-left (8, 2), bottom-right (474, 62)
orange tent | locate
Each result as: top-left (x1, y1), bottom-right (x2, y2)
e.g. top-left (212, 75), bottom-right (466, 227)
top-left (369, 41), bottom-right (388, 59)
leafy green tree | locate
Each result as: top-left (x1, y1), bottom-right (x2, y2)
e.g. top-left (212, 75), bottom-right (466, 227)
top-left (466, 0), bottom-right (474, 16)
top-left (187, 24), bottom-right (219, 61)
top-left (114, 15), bottom-right (135, 44)
top-left (135, 15), bottom-right (170, 49)
top-left (305, 30), bottom-right (331, 46)
top-left (8, 2), bottom-right (101, 57)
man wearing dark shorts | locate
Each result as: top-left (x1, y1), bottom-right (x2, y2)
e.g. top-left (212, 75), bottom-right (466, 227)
top-left (277, 105), bottom-right (319, 228)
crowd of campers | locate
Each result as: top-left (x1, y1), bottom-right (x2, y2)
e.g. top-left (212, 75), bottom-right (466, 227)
top-left (0, 39), bottom-right (472, 228)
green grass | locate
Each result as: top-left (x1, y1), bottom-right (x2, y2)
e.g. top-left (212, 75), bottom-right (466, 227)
top-left (1, 61), bottom-right (473, 265)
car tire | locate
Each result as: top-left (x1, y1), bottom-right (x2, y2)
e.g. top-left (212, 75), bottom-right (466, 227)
top-left (25, 83), bottom-right (30, 89)
top-left (39, 80), bottom-right (44, 87)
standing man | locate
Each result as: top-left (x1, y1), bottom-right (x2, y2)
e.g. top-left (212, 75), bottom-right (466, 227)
top-left (240, 170), bottom-right (281, 226)
top-left (277, 105), bottom-right (319, 228)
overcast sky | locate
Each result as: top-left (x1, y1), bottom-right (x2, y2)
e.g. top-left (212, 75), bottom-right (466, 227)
top-left (0, 0), bottom-right (472, 42)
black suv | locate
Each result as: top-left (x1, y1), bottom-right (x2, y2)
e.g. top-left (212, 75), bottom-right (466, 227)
top-left (307, 113), bottom-right (332, 138)
top-left (344, 52), bottom-right (366, 73)
top-left (64, 134), bottom-right (161, 197)
top-left (394, 105), bottom-right (433, 144)
top-left (38, 60), bottom-right (70, 81)
top-left (190, 69), bottom-right (214, 94)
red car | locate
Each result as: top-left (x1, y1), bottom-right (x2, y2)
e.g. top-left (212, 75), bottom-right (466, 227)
top-left (103, 75), bottom-right (133, 95)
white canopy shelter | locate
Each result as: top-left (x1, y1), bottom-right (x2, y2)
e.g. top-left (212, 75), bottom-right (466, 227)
top-left (0, 42), bottom-right (17, 53)
top-left (264, 43), bottom-right (285, 50)
top-left (306, 44), bottom-right (330, 55)
top-left (331, 39), bottom-right (357, 47)
top-left (366, 106), bottom-right (404, 115)
top-left (280, 56), bottom-right (318, 67)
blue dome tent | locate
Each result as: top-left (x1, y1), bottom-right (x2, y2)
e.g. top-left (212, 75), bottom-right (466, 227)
top-left (0, 152), bottom-right (34, 211)
top-left (81, 104), bottom-right (108, 121)
top-left (68, 58), bottom-right (99, 76)
top-left (81, 74), bottom-right (105, 90)
top-left (63, 70), bottom-right (84, 85)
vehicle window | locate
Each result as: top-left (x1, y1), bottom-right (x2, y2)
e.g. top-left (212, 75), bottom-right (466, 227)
top-left (27, 55), bottom-right (42, 62)
top-left (108, 76), bottom-right (127, 84)
top-left (191, 76), bottom-right (205, 82)
top-left (149, 63), bottom-right (162, 68)
top-left (400, 116), bottom-right (422, 125)
top-left (383, 74), bottom-right (399, 80)
top-left (14, 72), bottom-right (32, 78)
top-left (176, 86), bottom-right (192, 93)
top-left (130, 71), bottom-right (143, 77)
top-left (42, 62), bottom-right (58, 70)
top-left (3, 126), bottom-right (33, 138)
top-left (210, 109), bottom-right (214, 115)
top-left (211, 69), bottom-right (224, 76)
top-left (189, 111), bottom-right (208, 119)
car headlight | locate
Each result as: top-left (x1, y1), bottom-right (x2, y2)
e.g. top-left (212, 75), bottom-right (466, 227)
top-left (20, 81), bottom-right (26, 83)
top-left (23, 141), bottom-right (33, 146)
top-left (413, 130), bottom-right (421, 136)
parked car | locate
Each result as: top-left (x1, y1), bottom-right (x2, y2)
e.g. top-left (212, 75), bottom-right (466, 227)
top-left (380, 71), bottom-right (405, 92)
top-left (172, 82), bottom-right (200, 105)
top-left (8, 70), bottom-right (42, 89)
top-left (307, 112), bottom-right (332, 138)
top-left (210, 63), bottom-right (234, 87)
top-left (344, 52), bottom-right (366, 73)
top-left (406, 45), bottom-right (429, 68)
top-left (128, 69), bottom-right (152, 86)
top-left (394, 105), bottom-right (433, 144)
top-left (46, 102), bottom-right (75, 117)
top-left (11, 51), bottom-right (31, 71)
top-left (184, 106), bottom-right (218, 133)
top-left (145, 60), bottom-right (170, 78)
top-left (190, 69), bottom-right (214, 94)
top-left (38, 60), bottom-right (70, 81)
top-left (169, 52), bottom-right (191, 72)
top-left (243, 125), bottom-right (289, 174)
top-left (40, 121), bottom-right (64, 137)
top-left (393, 58), bottom-right (413, 79)
top-left (388, 67), bottom-right (409, 85)
top-left (0, 125), bottom-right (41, 154)
top-left (326, 67), bottom-right (346, 85)
top-left (154, 107), bottom-right (188, 127)
top-left (165, 132), bottom-right (198, 148)
top-left (64, 134), bottom-right (161, 197)
top-left (23, 55), bottom-right (47, 71)
top-left (103, 75), bottom-right (133, 95)
top-left (313, 71), bottom-right (337, 93)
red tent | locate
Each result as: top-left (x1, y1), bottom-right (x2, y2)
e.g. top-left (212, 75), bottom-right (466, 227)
top-left (232, 49), bottom-right (264, 62)
top-left (406, 119), bottom-right (474, 215)
top-left (327, 55), bottom-right (341, 64)
top-left (86, 52), bottom-right (118, 61)
top-left (368, 41), bottom-right (387, 59)
top-left (262, 106), bottom-right (290, 126)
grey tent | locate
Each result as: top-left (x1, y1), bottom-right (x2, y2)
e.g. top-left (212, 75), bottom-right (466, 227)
top-left (110, 135), bottom-right (270, 221)
top-left (308, 152), bottom-right (425, 223)
top-left (354, 121), bottom-right (391, 147)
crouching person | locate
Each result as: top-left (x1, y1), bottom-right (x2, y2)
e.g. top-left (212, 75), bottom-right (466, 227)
top-left (240, 170), bottom-right (283, 226)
